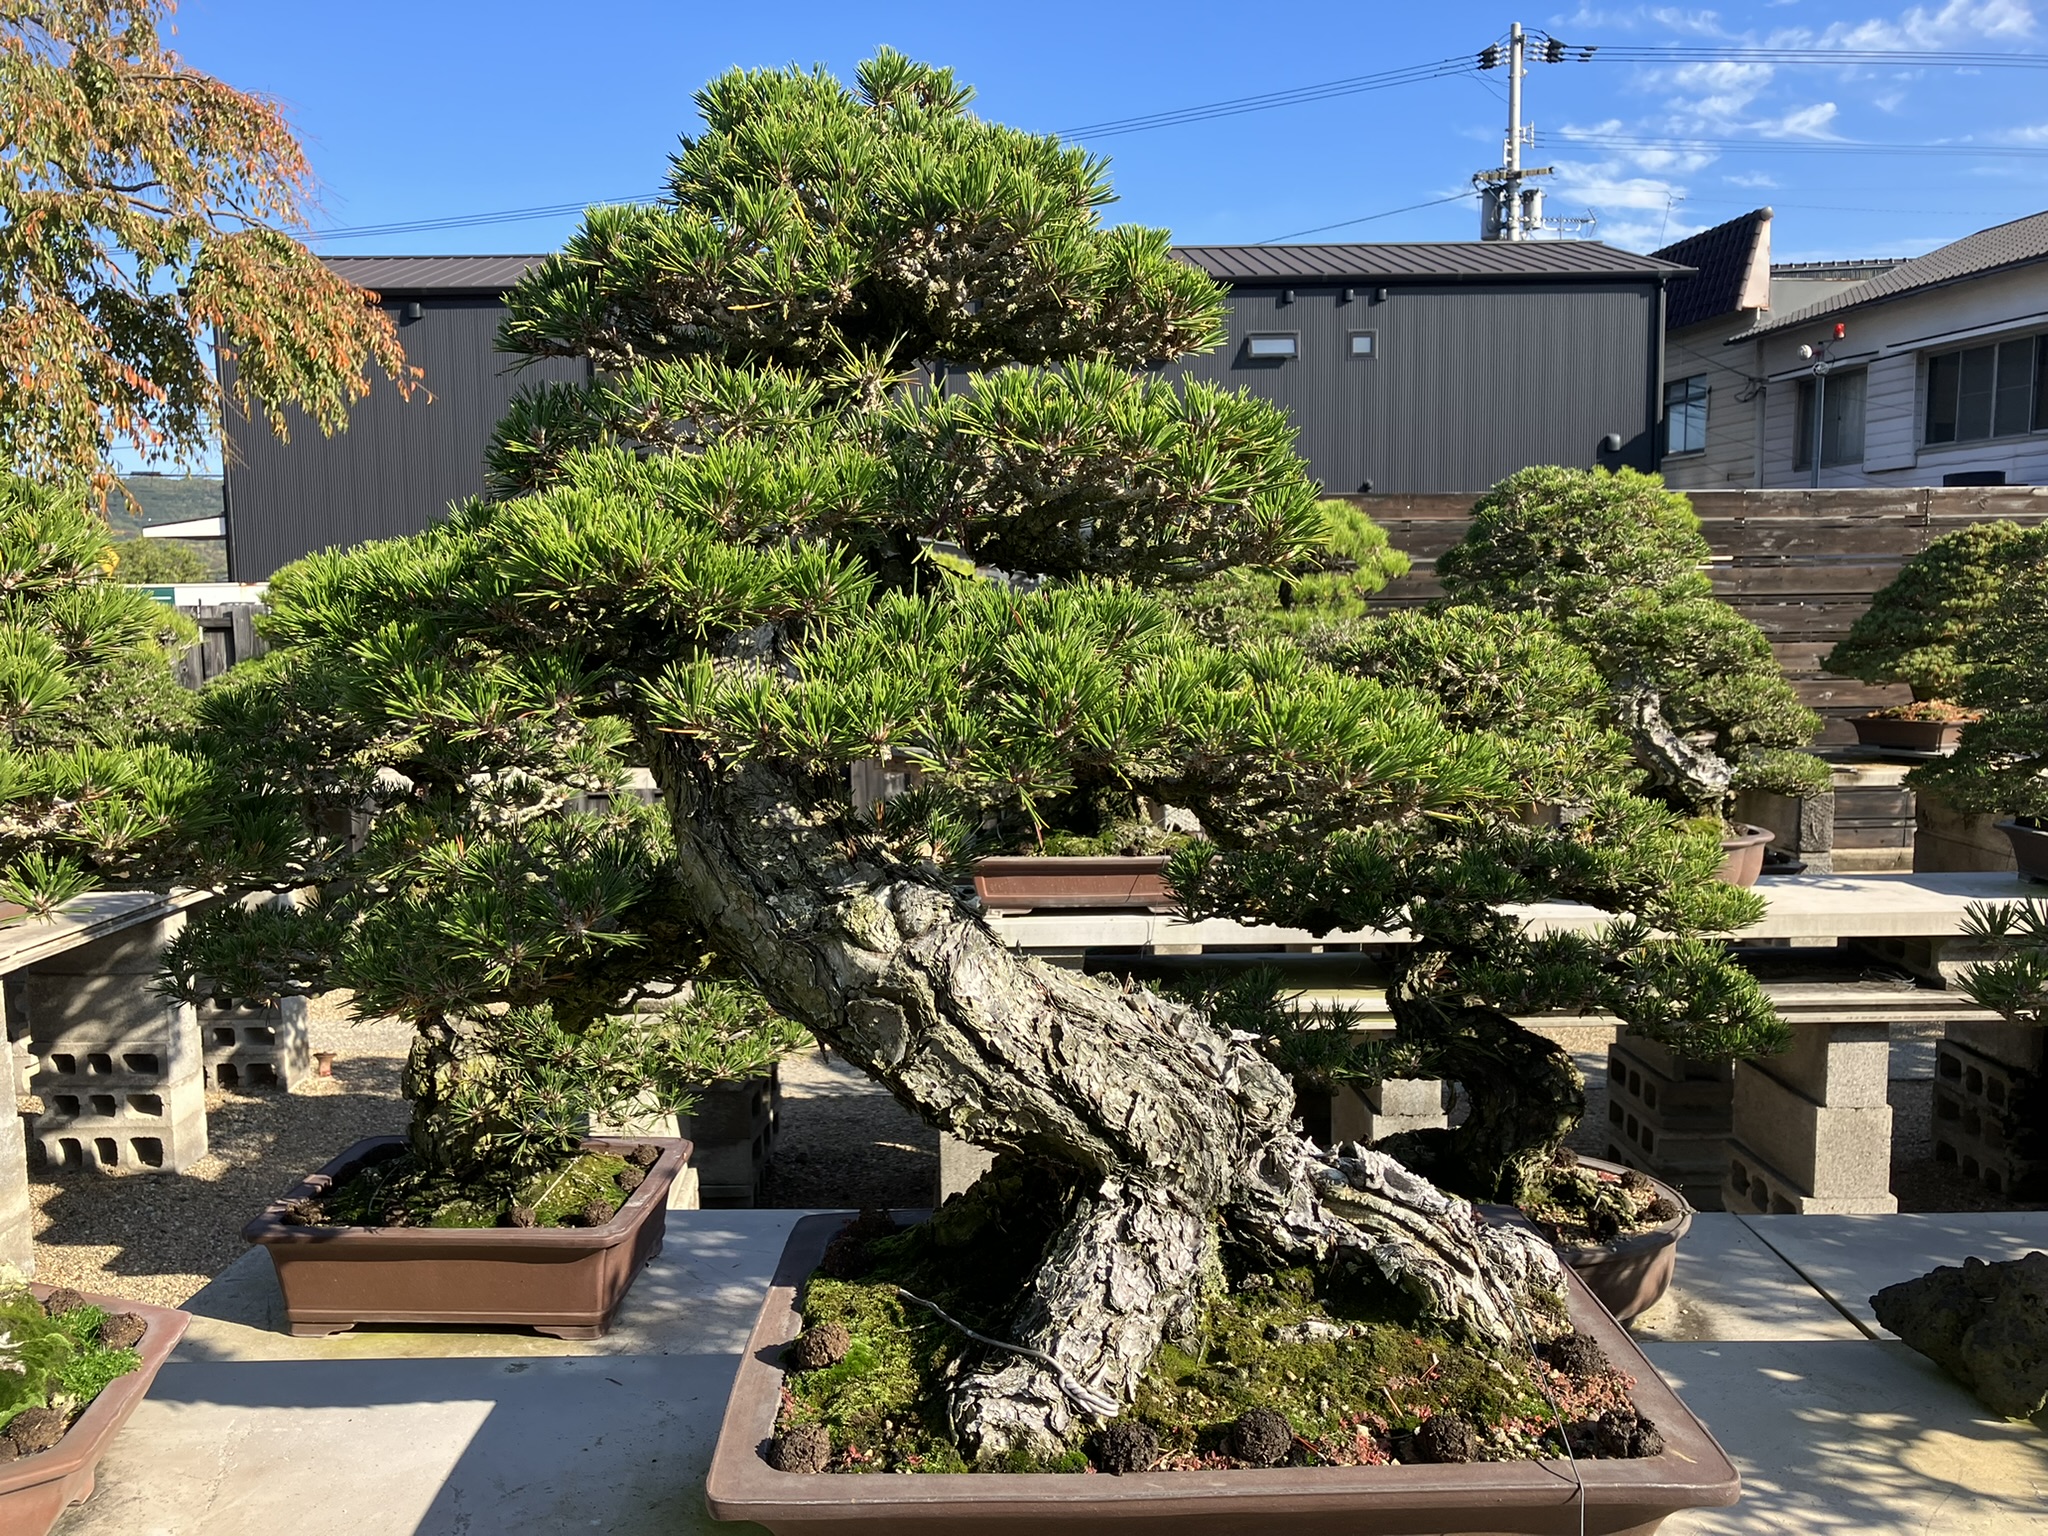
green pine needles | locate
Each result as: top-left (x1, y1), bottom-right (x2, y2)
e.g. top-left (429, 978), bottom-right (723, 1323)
top-left (167, 54), bottom-right (1788, 1211)
top-left (1439, 466), bottom-right (1828, 821)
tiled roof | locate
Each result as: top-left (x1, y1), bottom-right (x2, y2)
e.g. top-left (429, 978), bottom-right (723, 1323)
top-left (1175, 242), bottom-right (1694, 283)
top-left (1735, 209), bottom-right (2048, 339)
top-left (1653, 209), bottom-right (1773, 330)
top-left (320, 255), bottom-right (550, 294)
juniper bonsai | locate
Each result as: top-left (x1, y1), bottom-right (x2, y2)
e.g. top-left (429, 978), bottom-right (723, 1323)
top-left (1437, 466), bottom-right (1828, 822)
top-left (1824, 520), bottom-right (2039, 705)
top-left (170, 54), bottom-right (1785, 1458)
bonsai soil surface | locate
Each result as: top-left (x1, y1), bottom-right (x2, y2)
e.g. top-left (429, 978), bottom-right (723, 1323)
top-left (305, 1142), bottom-right (661, 1230)
top-left (773, 1192), bottom-right (1665, 1476)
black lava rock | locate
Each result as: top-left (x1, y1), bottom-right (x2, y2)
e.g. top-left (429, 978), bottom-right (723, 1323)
top-left (628, 1143), bottom-right (663, 1168)
top-left (1545, 1330), bottom-right (1612, 1381)
top-left (1592, 1408), bottom-right (1665, 1459)
top-left (1871, 1251), bottom-right (2048, 1420)
top-left (1226, 1407), bottom-right (1293, 1467)
top-left (1090, 1420), bottom-right (1160, 1475)
top-left (766, 1424), bottom-right (832, 1474)
top-left (1620, 1169), bottom-right (1653, 1194)
top-left (577, 1198), bottom-right (616, 1228)
top-left (98, 1312), bottom-right (147, 1351)
top-left (1645, 1195), bottom-right (1683, 1224)
top-left (7, 1406), bottom-right (67, 1455)
top-left (39, 1288), bottom-right (86, 1318)
top-left (1413, 1413), bottom-right (1478, 1464)
top-left (617, 1164), bottom-right (647, 1194)
top-left (506, 1206), bottom-right (538, 1228)
top-left (818, 1208), bottom-right (899, 1280)
top-left (783, 1323), bottom-right (852, 1372)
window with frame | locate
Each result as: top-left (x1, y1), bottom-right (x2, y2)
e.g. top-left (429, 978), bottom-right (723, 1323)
top-left (1664, 375), bottom-right (1709, 455)
top-left (1795, 367), bottom-right (1867, 470)
top-left (1925, 334), bottom-right (2045, 444)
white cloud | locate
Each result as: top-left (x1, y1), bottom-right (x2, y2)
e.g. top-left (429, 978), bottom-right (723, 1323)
top-left (1725, 170), bottom-right (1781, 186)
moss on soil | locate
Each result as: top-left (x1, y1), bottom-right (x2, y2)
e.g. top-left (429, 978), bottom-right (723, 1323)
top-left (312, 1148), bottom-right (637, 1229)
top-left (1519, 1160), bottom-right (1678, 1246)
top-left (0, 1291), bottom-right (142, 1444)
top-left (779, 1179), bottom-right (1643, 1475)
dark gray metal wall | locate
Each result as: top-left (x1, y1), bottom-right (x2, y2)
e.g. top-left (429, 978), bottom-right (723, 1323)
top-left (1172, 282), bottom-right (1663, 494)
top-left (221, 297), bottom-right (588, 581)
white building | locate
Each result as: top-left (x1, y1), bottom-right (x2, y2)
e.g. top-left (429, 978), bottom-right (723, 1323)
top-left (1728, 209), bottom-right (2048, 489)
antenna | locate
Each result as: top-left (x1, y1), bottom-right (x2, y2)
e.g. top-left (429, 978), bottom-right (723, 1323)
top-left (1474, 23), bottom-right (1598, 241)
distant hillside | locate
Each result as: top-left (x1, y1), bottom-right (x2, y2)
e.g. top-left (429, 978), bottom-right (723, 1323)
top-left (111, 476), bottom-right (229, 581)
top-left (112, 475), bottom-right (224, 535)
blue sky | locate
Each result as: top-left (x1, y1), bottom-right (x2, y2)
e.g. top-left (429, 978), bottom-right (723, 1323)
top-left (163, 0), bottom-right (2048, 265)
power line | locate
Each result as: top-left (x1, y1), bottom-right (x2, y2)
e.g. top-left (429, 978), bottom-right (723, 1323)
top-left (1055, 56), bottom-right (1475, 139)
top-left (306, 195), bottom-right (657, 243)
top-left (1257, 190), bottom-right (1478, 245)
top-left (1539, 130), bottom-right (2048, 159)
top-left (1533, 37), bottom-right (2048, 69)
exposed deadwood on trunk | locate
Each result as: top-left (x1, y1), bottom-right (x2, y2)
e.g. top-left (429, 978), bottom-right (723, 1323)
top-left (655, 750), bottom-right (1568, 1454)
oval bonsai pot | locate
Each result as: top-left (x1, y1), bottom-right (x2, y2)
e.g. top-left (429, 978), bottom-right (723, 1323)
top-left (1714, 824), bottom-right (1775, 887)
top-left (0, 1287), bottom-right (189, 1536)
top-left (704, 1212), bottom-right (1740, 1536)
top-left (244, 1134), bottom-right (691, 1339)
top-left (1849, 714), bottom-right (1966, 754)
top-left (1542, 1156), bottom-right (1693, 1324)
top-left (973, 856), bottom-right (1177, 914)
top-left (1997, 819), bottom-right (2048, 883)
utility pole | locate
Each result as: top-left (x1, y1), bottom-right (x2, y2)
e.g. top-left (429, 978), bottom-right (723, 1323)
top-left (1474, 23), bottom-right (1596, 241)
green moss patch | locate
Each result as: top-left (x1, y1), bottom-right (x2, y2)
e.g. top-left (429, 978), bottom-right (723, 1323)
top-left (313, 1148), bottom-right (638, 1229)
top-left (0, 1288), bottom-right (142, 1442)
top-left (778, 1189), bottom-right (1643, 1475)
top-left (1519, 1161), bottom-right (1679, 1246)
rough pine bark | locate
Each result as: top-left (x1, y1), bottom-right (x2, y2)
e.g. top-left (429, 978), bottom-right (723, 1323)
top-left (656, 749), bottom-right (1568, 1455)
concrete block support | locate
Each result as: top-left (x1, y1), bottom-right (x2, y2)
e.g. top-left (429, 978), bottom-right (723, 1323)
top-left (18, 911), bottom-right (208, 1174)
top-left (1603, 1034), bottom-right (1734, 1211)
top-left (0, 1070), bottom-right (33, 1273)
top-left (1932, 1021), bottom-right (2045, 1199)
top-left (1329, 1079), bottom-right (1450, 1145)
top-left (200, 996), bottom-right (311, 1091)
top-left (1723, 1022), bottom-right (1896, 1215)
top-left (672, 1071), bottom-right (780, 1206)
top-left (937, 1132), bottom-right (997, 1202)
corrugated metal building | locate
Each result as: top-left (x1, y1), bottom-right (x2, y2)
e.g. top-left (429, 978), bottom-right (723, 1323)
top-left (220, 243), bottom-right (1688, 578)
top-left (220, 256), bottom-right (588, 580)
top-left (1171, 242), bottom-right (1690, 495)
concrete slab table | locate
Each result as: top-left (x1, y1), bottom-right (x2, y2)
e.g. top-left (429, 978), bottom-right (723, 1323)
top-left (52, 1210), bottom-right (804, 1536)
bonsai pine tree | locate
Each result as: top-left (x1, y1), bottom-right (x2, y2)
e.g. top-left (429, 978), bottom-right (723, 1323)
top-left (0, 474), bottom-right (219, 914)
top-left (1165, 498), bottom-right (1410, 649)
top-left (171, 55), bottom-right (1783, 1458)
top-left (1912, 529), bottom-right (2048, 829)
top-left (1825, 520), bottom-right (2040, 707)
top-left (1437, 466), bottom-right (1829, 823)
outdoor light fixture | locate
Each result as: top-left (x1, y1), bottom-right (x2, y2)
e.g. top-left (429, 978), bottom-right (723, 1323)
top-left (1374, 287), bottom-right (1388, 303)
top-left (1600, 432), bottom-right (1623, 453)
top-left (1343, 287), bottom-right (1357, 302)
top-left (1246, 334), bottom-right (1299, 359)
top-left (401, 302), bottom-right (424, 322)
top-left (1281, 288), bottom-right (1296, 304)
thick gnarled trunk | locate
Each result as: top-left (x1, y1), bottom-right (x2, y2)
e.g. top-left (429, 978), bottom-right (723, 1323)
top-left (654, 750), bottom-right (1567, 1455)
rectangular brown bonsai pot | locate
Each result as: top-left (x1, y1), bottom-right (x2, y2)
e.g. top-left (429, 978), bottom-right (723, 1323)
top-left (974, 856), bottom-right (1177, 913)
top-left (245, 1134), bottom-right (690, 1339)
top-left (0, 1288), bottom-right (189, 1536)
top-left (705, 1213), bottom-right (1739, 1536)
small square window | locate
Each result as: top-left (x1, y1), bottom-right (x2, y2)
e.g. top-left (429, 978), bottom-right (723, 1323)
top-left (1347, 331), bottom-right (1377, 358)
top-left (1246, 334), bottom-right (1298, 359)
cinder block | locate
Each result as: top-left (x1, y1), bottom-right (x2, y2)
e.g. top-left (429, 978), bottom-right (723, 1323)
top-left (1723, 1139), bottom-right (1897, 1215)
top-left (1730, 1064), bottom-right (1893, 1201)
top-left (0, 1106), bottom-right (33, 1274)
top-left (1603, 1038), bottom-right (1734, 1209)
top-left (200, 996), bottom-right (312, 1091)
top-left (673, 1070), bottom-right (779, 1205)
top-left (1757, 1022), bottom-right (1890, 1107)
top-left (28, 1001), bottom-right (207, 1175)
top-left (1932, 1038), bottom-right (2045, 1199)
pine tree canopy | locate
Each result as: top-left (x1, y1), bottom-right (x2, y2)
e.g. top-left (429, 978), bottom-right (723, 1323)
top-left (1824, 520), bottom-right (2042, 702)
top-left (167, 55), bottom-right (1786, 1191)
top-left (0, 473), bottom-right (219, 915)
top-left (1439, 466), bottom-right (1827, 818)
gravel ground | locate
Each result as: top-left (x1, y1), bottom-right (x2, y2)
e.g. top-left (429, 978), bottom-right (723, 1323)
top-left (757, 1045), bottom-right (937, 1211)
top-left (24, 996), bottom-right (412, 1306)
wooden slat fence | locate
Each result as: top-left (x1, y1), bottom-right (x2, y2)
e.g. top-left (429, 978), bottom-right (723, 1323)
top-left (1347, 487), bottom-right (2048, 744)
top-left (171, 603), bottom-right (269, 689)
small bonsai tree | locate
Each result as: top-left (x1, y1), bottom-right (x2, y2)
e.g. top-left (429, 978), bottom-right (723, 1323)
top-left (1912, 529), bottom-right (2048, 829)
top-left (1824, 520), bottom-right (2037, 708)
top-left (169, 55), bottom-right (1783, 1458)
top-left (0, 474), bottom-right (218, 915)
top-left (1437, 466), bottom-right (1829, 823)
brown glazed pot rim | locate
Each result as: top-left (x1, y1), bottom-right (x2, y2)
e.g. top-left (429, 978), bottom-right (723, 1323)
top-left (704, 1211), bottom-right (1740, 1529)
top-left (1538, 1156), bottom-right (1695, 1268)
top-left (974, 856), bottom-right (1175, 874)
top-left (243, 1134), bottom-right (693, 1249)
top-left (1716, 825), bottom-right (1775, 852)
top-left (0, 1287), bottom-right (189, 1499)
